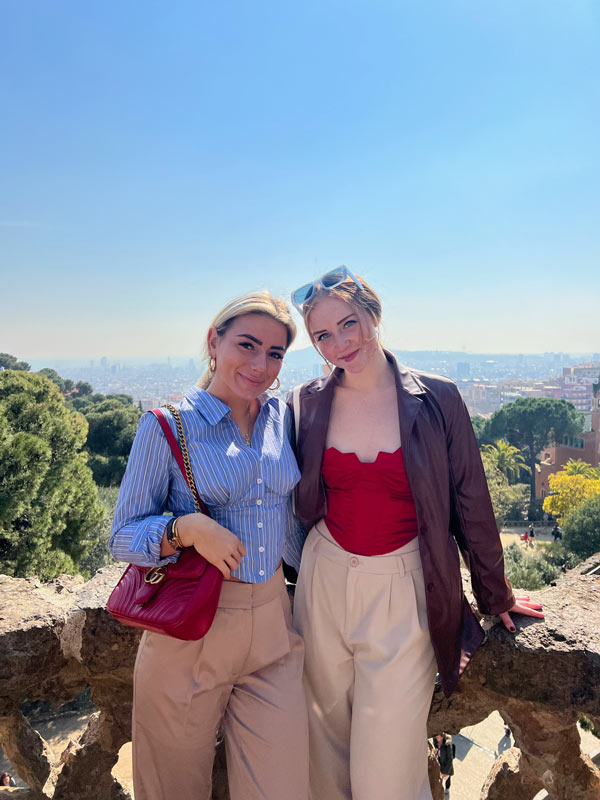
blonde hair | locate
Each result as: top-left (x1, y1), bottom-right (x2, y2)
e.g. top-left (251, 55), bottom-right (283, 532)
top-left (302, 272), bottom-right (382, 329)
top-left (198, 290), bottom-right (296, 389)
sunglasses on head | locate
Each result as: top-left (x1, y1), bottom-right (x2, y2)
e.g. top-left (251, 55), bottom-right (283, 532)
top-left (291, 266), bottom-right (362, 313)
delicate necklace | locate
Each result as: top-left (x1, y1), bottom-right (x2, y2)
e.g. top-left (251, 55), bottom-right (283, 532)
top-left (242, 403), bottom-right (253, 445)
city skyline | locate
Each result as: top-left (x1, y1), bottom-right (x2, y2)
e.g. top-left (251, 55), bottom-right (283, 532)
top-left (2, 1), bottom-right (599, 357)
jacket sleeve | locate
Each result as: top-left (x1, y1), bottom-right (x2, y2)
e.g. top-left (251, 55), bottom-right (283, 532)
top-left (444, 384), bottom-right (515, 616)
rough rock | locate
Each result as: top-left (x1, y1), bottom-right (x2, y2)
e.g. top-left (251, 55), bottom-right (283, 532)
top-left (0, 555), bottom-right (599, 799)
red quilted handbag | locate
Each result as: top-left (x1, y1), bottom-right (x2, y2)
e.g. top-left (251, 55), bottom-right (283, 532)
top-left (107, 406), bottom-right (223, 640)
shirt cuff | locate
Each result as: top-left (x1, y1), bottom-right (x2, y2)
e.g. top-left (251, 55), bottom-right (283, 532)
top-left (129, 516), bottom-right (181, 567)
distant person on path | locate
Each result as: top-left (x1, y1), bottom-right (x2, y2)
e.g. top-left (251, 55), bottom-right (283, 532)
top-left (522, 528), bottom-right (529, 547)
top-left (285, 268), bottom-right (544, 800)
top-left (434, 734), bottom-right (455, 795)
top-left (552, 523), bottom-right (563, 541)
top-left (110, 292), bottom-right (308, 800)
top-left (529, 524), bottom-right (535, 548)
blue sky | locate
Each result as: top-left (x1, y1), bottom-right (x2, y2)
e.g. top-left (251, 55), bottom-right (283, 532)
top-left (2, 0), bottom-right (599, 359)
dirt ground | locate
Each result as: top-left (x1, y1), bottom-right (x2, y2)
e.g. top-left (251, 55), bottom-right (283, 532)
top-left (500, 522), bottom-right (557, 550)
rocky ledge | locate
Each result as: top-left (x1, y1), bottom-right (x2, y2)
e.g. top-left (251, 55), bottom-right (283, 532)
top-left (0, 556), bottom-right (599, 799)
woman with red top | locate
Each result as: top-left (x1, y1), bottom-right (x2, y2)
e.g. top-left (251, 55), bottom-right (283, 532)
top-left (284, 267), bottom-right (544, 800)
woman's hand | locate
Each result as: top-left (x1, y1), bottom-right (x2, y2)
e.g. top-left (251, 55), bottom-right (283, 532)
top-left (166, 513), bottom-right (247, 579)
top-left (499, 595), bottom-right (544, 633)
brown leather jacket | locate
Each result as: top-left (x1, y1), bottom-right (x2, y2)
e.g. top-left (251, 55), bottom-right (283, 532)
top-left (290, 352), bottom-right (514, 696)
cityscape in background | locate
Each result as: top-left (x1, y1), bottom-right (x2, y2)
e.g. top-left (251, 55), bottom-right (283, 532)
top-left (29, 350), bottom-right (600, 417)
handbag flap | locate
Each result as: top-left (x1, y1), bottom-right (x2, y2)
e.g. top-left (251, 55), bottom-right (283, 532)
top-left (133, 548), bottom-right (210, 605)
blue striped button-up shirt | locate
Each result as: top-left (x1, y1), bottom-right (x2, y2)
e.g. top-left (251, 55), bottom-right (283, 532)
top-left (109, 386), bottom-right (301, 583)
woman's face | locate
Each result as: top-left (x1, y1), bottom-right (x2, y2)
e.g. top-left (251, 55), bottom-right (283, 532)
top-left (207, 313), bottom-right (288, 402)
top-left (307, 294), bottom-right (379, 373)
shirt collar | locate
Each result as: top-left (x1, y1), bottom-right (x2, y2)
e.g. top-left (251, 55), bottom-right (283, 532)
top-left (185, 386), bottom-right (275, 426)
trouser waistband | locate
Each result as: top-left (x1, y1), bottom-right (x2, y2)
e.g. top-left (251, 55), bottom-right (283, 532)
top-left (306, 524), bottom-right (422, 576)
top-left (218, 566), bottom-right (285, 609)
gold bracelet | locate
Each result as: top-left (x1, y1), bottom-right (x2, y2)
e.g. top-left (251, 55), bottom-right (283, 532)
top-left (171, 516), bottom-right (185, 550)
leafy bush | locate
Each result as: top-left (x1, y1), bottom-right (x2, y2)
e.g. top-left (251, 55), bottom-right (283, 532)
top-left (78, 486), bottom-right (119, 578)
top-left (481, 454), bottom-right (529, 525)
top-left (579, 715), bottom-right (600, 739)
top-left (562, 494), bottom-right (600, 560)
top-left (503, 544), bottom-right (560, 591)
top-left (541, 540), bottom-right (582, 571)
top-left (504, 484), bottom-right (529, 521)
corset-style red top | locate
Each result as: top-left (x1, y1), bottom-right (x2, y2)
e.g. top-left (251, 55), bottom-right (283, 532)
top-left (321, 447), bottom-right (418, 555)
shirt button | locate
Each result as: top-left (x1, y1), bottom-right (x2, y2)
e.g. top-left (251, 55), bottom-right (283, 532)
top-left (259, 546), bottom-right (265, 552)
top-left (259, 570), bottom-right (265, 576)
top-left (349, 557), bottom-right (359, 568)
top-left (427, 583), bottom-right (435, 592)
top-left (257, 522), bottom-right (263, 528)
top-left (256, 499), bottom-right (262, 505)
top-left (257, 478), bottom-right (263, 484)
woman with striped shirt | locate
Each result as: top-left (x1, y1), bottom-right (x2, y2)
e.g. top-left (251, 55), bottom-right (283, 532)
top-left (110, 291), bottom-right (308, 800)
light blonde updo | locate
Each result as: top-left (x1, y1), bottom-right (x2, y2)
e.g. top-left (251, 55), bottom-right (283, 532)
top-left (198, 291), bottom-right (296, 389)
top-left (302, 273), bottom-right (383, 329)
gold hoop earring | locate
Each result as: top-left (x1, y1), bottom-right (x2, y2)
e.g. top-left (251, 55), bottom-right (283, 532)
top-left (208, 357), bottom-right (216, 372)
top-left (269, 377), bottom-right (281, 391)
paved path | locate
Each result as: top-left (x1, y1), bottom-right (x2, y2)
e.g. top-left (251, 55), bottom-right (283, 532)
top-left (444, 710), bottom-right (600, 800)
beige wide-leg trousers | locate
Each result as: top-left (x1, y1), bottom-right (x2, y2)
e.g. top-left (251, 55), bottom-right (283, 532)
top-left (294, 526), bottom-right (437, 800)
top-left (133, 567), bottom-right (308, 800)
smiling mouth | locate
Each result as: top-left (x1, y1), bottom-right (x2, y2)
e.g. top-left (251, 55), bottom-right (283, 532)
top-left (239, 374), bottom-right (264, 386)
top-left (339, 349), bottom-right (359, 362)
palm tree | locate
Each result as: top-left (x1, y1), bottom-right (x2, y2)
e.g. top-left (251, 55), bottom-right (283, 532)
top-left (562, 458), bottom-right (597, 478)
top-left (482, 439), bottom-right (531, 482)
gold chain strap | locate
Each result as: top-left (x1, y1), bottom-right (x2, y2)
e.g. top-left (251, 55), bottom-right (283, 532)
top-left (163, 404), bottom-right (202, 513)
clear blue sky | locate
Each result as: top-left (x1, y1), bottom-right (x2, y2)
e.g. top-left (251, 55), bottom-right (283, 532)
top-left (2, 0), bottom-right (599, 359)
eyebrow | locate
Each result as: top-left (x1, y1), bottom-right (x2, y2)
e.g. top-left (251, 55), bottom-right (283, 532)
top-left (311, 313), bottom-right (356, 337)
top-left (236, 334), bottom-right (286, 351)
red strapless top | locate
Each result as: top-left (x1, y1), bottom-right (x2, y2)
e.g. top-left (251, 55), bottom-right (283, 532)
top-left (321, 447), bottom-right (418, 555)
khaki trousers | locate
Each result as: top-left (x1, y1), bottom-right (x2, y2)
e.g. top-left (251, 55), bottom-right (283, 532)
top-left (133, 567), bottom-right (308, 800)
top-left (294, 526), bottom-right (437, 800)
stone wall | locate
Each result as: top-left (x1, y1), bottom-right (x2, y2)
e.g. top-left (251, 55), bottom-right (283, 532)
top-left (1, 556), bottom-right (599, 799)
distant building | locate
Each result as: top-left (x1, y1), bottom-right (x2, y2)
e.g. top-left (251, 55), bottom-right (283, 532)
top-left (560, 362), bottom-right (600, 413)
top-left (456, 362), bottom-right (470, 380)
top-left (536, 381), bottom-right (600, 499)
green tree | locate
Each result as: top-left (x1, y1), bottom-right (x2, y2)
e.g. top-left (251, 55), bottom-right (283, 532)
top-left (37, 367), bottom-right (66, 392)
top-left (482, 439), bottom-right (531, 483)
top-left (480, 452), bottom-right (527, 525)
top-left (35, 370), bottom-right (92, 400)
top-left (74, 396), bottom-right (141, 486)
top-left (0, 371), bottom-right (103, 580)
top-left (79, 486), bottom-right (119, 577)
top-left (74, 381), bottom-right (93, 396)
top-left (562, 494), bottom-right (600, 559)
top-left (562, 458), bottom-right (597, 477)
top-left (484, 398), bottom-right (583, 506)
top-left (470, 415), bottom-right (488, 446)
top-left (0, 353), bottom-right (30, 371)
